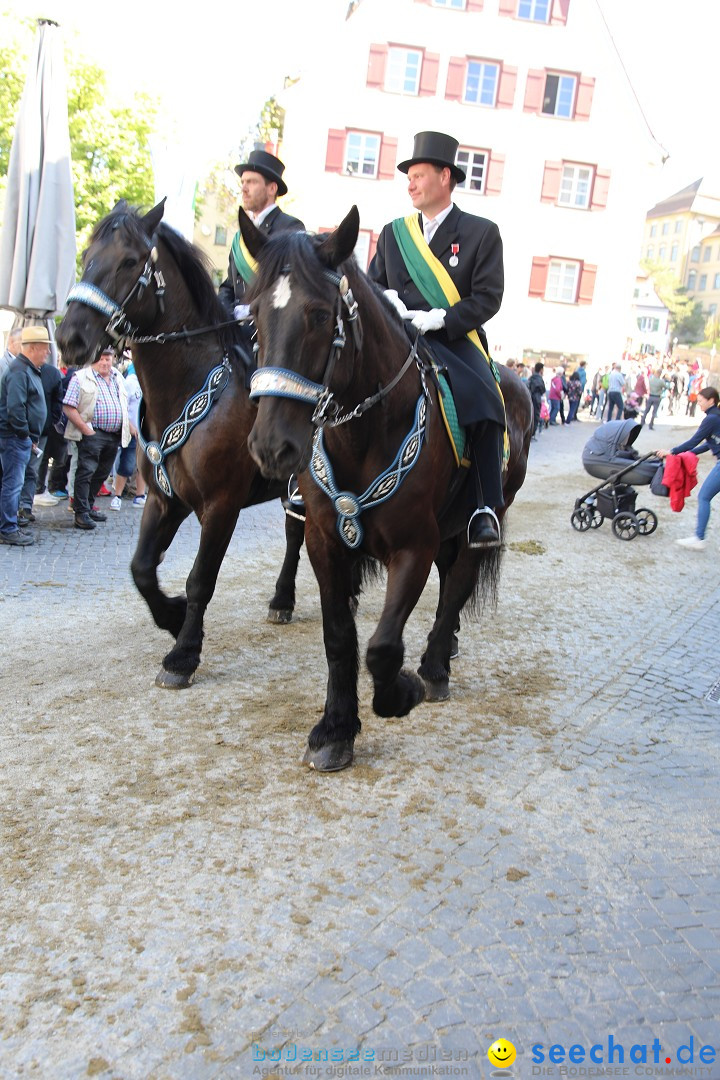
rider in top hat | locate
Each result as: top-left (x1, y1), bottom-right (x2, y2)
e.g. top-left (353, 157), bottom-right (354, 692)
top-left (369, 130), bottom-right (506, 548)
top-left (218, 149), bottom-right (305, 319)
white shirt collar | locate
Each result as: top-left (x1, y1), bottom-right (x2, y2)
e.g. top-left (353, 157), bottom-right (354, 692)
top-left (252, 203), bottom-right (277, 227)
top-left (421, 203), bottom-right (454, 236)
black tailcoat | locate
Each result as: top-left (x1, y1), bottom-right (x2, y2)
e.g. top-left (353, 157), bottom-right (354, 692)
top-left (368, 204), bottom-right (505, 428)
top-left (218, 205), bottom-right (305, 314)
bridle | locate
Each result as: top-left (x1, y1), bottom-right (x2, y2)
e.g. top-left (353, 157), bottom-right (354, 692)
top-left (249, 266), bottom-right (427, 428)
top-left (66, 223), bottom-right (239, 348)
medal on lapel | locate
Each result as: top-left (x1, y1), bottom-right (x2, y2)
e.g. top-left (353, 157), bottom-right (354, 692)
top-left (449, 243), bottom-right (459, 268)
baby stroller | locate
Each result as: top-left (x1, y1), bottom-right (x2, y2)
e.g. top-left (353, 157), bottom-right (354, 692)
top-left (571, 419), bottom-right (664, 541)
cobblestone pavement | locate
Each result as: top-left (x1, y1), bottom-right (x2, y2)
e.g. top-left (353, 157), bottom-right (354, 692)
top-left (1, 409), bottom-right (719, 1080)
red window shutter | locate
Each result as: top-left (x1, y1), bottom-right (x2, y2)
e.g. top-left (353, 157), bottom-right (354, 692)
top-left (378, 136), bottom-right (398, 180)
top-left (574, 75), bottom-right (595, 120)
top-left (484, 154), bottom-right (505, 196)
top-left (367, 44), bottom-right (388, 89)
top-left (467, 0), bottom-right (484, 10)
top-left (317, 226), bottom-right (335, 234)
top-left (419, 52), bottom-right (440, 97)
top-left (445, 57), bottom-right (466, 102)
top-left (590, 168), bottom-right (611, 210)
top-left (497, 0), bottom-right (517, 15)
top-left (577, 263), bottom-right (597, 304)
top-left (540, 161), bottom-right (563, 203)
top-left (550, 0), bottom-right (571, 24)
top-left (529, 257), bottom-right (550, 298)
top-left (369, 233), bottom-right (379, 265)
top-left (413, 0), bottom-right (431, 4)
top-left (524, 69), bottom-right (545, 113)
top-left (325, 129), bottom-right (346, 174)
top-left (496, 65), bottom-right (517, 109)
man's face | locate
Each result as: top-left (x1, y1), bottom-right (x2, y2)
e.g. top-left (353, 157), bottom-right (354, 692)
top-left (407, 163), bottom-right (450, 216)
top-left (93, 353), bottom-right (114, 377)
top-left (25, 342), bottom-right (50, 367)
top-left (7, 333), bottom-right (21, 356)
top-left (241, 171), bottom-right (276, 215)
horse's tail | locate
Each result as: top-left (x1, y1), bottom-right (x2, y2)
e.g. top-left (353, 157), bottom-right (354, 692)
top-left (465, 519), bottom-right (505, 616)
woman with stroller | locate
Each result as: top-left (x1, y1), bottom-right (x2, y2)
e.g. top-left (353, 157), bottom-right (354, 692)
top-left (656, 386), bottom-right (720, 551)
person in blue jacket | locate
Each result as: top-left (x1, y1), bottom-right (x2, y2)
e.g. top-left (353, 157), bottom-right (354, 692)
top-left (656, 385), bottom-right (720, 550)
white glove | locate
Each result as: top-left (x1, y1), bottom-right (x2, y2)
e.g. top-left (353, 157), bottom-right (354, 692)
top-left (233, 303), bottom-right (251, 320)
top-left (383, 289), bottom-right (412, 320)
top-left (412, 308), bottom-right (445, 334)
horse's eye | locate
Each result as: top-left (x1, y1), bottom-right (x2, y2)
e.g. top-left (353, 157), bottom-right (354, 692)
top-left (311, 310), bottom-right (330, 328)
top-left (121, 257), bottom-right (137, 271)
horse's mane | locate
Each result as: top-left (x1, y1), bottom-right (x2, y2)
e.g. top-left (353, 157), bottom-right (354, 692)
top-left (89, 205), bottom-right (229, 331)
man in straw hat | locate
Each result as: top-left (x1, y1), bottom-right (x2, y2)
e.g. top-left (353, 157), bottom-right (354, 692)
top-left (369, 130), bottom-right (506, 548)
top-left (218, 149), bottom-right (305, 319)
top-left (0, 325), bottom-right (50, 545)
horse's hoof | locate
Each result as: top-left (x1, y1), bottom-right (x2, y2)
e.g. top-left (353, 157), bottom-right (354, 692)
top-left (423, 677), bottom-right (450, 702)
top-left (267, 607), bottom-right (293, 624)
top-left (155, 668), bottom-right (195, 689)
top-left (302, 740), bottom-right (354, 772)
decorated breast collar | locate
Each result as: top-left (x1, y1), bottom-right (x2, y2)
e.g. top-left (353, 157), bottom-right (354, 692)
top-left (310, 394), bottom-right (427, 549)
top-left (138, 358), bottom-right (231, 499)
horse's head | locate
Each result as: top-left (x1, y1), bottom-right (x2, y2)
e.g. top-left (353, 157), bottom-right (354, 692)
top-left (244, 206), bottom-right (363, 479)
top-left (57, 199), bottom-right (168, 365)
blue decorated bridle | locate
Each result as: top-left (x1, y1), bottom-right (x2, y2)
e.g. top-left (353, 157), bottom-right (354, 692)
top-left (249, 266), bottom-right (432, 548)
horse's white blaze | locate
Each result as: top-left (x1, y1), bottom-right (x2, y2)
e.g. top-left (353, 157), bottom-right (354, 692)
top-left (272, 275), bottom-right (292, 309)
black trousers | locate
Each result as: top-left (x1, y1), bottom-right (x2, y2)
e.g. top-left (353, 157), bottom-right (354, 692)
top-left (468, 422), bottom-right (505, 512)
top-left (74, 429), bottom-right (120, 515)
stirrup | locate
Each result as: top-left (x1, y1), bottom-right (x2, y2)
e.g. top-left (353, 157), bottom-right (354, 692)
top-left (467, 506), bottom-right (501, 549)
top-left (282, 475), bottom-right (306, 522)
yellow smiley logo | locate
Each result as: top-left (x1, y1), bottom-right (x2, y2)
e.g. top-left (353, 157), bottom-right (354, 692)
top-left (488, 1039), bottom-right (517, 1068)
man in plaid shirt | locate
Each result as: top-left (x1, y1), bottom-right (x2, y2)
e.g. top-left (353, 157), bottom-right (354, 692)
top-left (63, 348), bottom-right (130, 530)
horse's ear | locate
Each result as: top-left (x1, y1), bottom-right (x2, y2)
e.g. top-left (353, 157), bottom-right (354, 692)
top-left (238, 207), bottom-right (267, 258)
top-left (112, 199), bottom-right (129, 214)
top-left (141, 198), bottom-right (167, 237)
top-left (317, 206), bottom-right (360, 269)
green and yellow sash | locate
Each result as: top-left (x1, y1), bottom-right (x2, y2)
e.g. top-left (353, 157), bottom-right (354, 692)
top-left (391, 214), bottom-right (509, 465)
top-left (231, 230), bottom-right (258, 284)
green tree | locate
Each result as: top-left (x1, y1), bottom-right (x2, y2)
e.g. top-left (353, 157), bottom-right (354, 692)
top-left (641, 260), bottom-right (706, 343)
top-left (257, 95), bottom-right (284, 147)
top-left (0, 20), bottom-right (156, 267)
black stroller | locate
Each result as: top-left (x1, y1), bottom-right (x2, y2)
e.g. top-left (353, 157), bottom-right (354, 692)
top-left (571, 420), bottom-right (665, 541)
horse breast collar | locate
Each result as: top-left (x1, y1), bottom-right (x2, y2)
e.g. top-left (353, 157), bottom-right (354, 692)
top-left (310, 394), bottom-right (427, 549)
top-left (138, 358), bottom-right (231, 498)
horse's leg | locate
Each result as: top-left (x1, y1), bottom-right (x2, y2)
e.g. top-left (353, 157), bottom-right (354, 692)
top-left (131, 492), bottom-right (191, 640)
top-left (419, 544), bottom-right (501, 700)
top-left (366, 549), bottom-right (434, 719)
top-left (302, 532), bottom-right (360, 772)
top-left (267, 511), bottom-right (305, 624)
top-left (155, 503), bottom-right (241, 689)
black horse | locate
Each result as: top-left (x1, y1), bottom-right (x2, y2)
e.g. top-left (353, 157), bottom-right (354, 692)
top-left (242, 206), bottom-right (533, 771)
top-left (56, 199), bottom-right (305, 688)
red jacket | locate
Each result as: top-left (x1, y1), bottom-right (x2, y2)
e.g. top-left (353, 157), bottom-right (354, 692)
top-left (662, 452), bottom-right (698, 511)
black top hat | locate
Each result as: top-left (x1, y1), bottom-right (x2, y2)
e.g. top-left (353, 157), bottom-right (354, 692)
top-left (397, 131), bottom-right (465, 184)
top-left (234, 150), bottom-right (288, 196)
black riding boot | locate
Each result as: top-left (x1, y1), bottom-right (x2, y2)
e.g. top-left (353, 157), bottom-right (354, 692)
top-left (467, 423), bottom-right (504, 549)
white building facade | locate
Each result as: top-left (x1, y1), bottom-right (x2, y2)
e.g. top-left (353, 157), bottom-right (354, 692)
top-left (278, 0), bottom-right (663, 367)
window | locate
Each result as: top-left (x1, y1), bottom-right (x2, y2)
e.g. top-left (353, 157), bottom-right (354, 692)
top-left (214, 226), bottom-right (227, 246)
top-left (456, 149), bottom-right (488, 192)
top-left (699, 275), bottom-right (707, 290)
top-left (671, 244), bottom-right (679, 261)
top-left (637, 317), bottom-right (660, 332)
top-left (433, 0), bottom-right (466, 7)
top-left (658, 244), bottom-right (666, 261)
top-left (517, 0), bottom-right (550, 20)
top-left (542, 73), bottom-right (576, 117)
top-left (691, 246), bottom-right (700, 262)
top-left (345, 132), bottom-right (381, 177)
top-left (353, 231), bottom-right (372, 270)
top-left (386, 47), bottom-right (422, 94)
top-left (646, 246), bottom-right (654, 259)
top-left (649, 225), bottom-right (657, 237)
top-left (558, 164), bottom-right (592, 208)
top-left (675, 220), bottom-right (682, 233)
top-left (703, 246), bottom-right (712, 261)
top-left (546, 259), bottom-right (580, 302)
top-left (688, 270), bottom-right (697, 289)
top-left (662, 222), bottom-right (670, 235)
top-left (464, 60), bottom-right (499, 105)
top-left (714, 273), bottom-right (720, 289)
